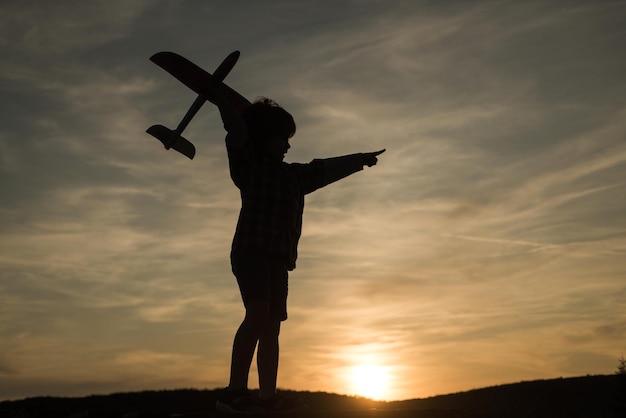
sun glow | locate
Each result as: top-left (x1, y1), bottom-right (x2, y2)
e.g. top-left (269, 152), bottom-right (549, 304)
top-left (349, 364), bottom-right (390, 400)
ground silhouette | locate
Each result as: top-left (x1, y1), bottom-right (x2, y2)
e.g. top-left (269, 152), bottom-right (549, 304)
top-left (1, 374), bottom-right (624, 418)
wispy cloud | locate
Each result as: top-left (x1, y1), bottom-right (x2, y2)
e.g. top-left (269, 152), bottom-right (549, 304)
top-left (1, 0), bottom-right (625, 402)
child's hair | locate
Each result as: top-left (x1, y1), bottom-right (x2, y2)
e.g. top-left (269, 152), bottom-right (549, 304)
top-left (243, 97), bottom-right (296, 145)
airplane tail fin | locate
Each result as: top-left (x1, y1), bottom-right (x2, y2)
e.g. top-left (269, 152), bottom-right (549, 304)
top-left (146, 124), bottom-right (196, 160)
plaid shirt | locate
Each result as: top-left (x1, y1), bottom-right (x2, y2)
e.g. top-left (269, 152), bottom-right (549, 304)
top-left (228, 144), bottom-right (326, 270)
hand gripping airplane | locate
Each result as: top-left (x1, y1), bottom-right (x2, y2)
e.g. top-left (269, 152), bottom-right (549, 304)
top-left (146, 51), bottom-right (251, 159)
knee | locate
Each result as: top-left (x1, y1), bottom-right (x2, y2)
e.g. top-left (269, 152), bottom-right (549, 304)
top-left (262, 320), bottom-right (281, 340)
top-left (244, 300), bottom-right (270, 328)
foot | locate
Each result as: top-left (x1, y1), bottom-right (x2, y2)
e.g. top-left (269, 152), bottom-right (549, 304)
top-left (216, 388), bottom-right (264, 415)
top-left (259, 393), bottom-right (309, 414)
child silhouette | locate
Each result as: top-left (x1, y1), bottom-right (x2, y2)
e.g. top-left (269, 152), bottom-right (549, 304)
top-left (214, 96), bottom-right (385, 414)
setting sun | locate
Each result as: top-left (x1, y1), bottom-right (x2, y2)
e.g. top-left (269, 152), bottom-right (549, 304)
top-left (349, 364), bottom-right (390, 400)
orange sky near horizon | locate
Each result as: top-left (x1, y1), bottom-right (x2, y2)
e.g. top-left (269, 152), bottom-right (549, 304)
top-left (1, 0), bottom-right (626, 402)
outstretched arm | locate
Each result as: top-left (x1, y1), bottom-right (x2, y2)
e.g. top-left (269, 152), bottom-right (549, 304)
top-left (320, 149), bottom-right (385, 188)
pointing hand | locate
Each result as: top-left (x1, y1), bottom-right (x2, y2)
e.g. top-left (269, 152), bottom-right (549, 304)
top-left (363, 149), bottom-right (386, 167)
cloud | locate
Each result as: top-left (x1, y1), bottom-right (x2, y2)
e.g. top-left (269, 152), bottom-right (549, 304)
top-left (0, 0), bottom-right (153, 56)
top-left (1, 0), bottom-right (625, 402)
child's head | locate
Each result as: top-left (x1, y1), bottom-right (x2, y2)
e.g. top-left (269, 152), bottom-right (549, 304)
top-left (243, 97), bottom-right (295, 144)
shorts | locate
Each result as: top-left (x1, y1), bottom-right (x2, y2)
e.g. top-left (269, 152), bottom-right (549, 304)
top-left (231, 252), bottom-right (289, 321)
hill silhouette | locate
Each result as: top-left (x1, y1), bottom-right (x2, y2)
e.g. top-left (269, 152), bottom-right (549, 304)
top-left (0, 374), bottom-right (624, 418)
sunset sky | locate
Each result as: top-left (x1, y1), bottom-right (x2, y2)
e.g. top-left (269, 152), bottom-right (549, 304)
top-left (1, 0), bottom-right (625, 402)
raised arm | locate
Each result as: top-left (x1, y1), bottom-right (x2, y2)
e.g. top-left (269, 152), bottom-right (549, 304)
top-left (214, 95), bottom-right (248, 149)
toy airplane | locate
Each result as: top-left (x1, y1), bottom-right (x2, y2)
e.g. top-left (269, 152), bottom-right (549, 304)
top-left (146, 51), bottom-right (251, 159)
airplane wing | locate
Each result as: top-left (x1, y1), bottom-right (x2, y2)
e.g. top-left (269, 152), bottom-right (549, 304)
top-left (150, 51), bottom-right (251, 112)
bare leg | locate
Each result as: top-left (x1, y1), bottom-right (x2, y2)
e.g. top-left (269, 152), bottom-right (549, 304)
top-left (257, 319), bottom-right (281, 399)
top-left (228, 301), bottom-right (269, 389)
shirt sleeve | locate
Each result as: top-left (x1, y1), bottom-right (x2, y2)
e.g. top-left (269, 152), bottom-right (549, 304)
top-left (319, 153), bottom-right (364, 187)
top-left (288, 160), bottom-right (325, 195)
top-left (227, 137), bottom-right (251, 190)
top-left (290, 153), bottom-right (365, 195)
